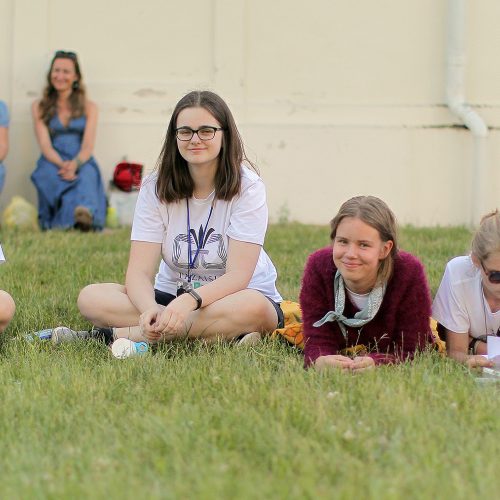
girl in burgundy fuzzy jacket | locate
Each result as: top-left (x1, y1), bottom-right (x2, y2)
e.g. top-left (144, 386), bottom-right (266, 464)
top-left (300, 196), bottom-right (433, 371)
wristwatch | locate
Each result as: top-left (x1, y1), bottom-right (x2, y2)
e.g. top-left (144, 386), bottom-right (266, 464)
top-left (469, 335), bottom-right (488, 355)
top-left (187, 287), bottom-right (202, 310)
top-left (177, 281), bottom-right (202, 310)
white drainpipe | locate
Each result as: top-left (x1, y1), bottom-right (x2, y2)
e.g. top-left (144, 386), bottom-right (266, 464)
top-left (446, 0), bottom-right (488, 226)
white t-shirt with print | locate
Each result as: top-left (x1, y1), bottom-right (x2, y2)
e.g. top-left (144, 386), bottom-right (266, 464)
top-left (432, 255), bottom-right (500, 338)
top-left (131, 166), bottom-right (282, 303)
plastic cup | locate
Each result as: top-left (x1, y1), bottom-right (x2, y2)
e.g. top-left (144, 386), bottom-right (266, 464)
top-left (111, 338), bottom-right (148, 359)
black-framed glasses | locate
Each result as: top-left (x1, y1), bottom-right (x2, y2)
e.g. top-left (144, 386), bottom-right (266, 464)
top-left (175, 126), bottom-right (223, 141)
top-left (55, 50), bottom-right (77, 60)
top-left (481, 261), bottom-right (500, 284)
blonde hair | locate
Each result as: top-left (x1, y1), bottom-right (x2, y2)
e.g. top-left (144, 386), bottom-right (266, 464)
top-left (330, 196), bottom-right (399, 285)
top-left (471, 210), bottom-right (500, 262)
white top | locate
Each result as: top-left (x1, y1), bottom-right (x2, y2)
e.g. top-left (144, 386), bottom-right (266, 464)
top-left (131, 166), bottom-right (282, 302)
top-left (346, 288), bottom-right (369, 310)
top-left (0, 243), bottom-right (5, 263)
top-left (432, 255), bottom-right (500, 338)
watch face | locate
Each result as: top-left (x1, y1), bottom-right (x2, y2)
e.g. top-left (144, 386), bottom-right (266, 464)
top-left (176, 280), bottom-right (193, 297)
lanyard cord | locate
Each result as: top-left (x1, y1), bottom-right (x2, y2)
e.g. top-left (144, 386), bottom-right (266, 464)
top-left (186, 197), bottom-right (215, 282)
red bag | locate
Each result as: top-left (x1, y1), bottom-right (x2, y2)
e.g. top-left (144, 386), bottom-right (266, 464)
top-left (112, 162), bottom-right (143, 192)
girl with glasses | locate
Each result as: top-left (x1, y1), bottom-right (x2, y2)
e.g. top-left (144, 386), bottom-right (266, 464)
top-left (300, 196), bottom-right (433, 371)
top-left (31, 50), bottom-right (107, 231)
top-left (433, 211), bottom-right (500, 368)
top-left (72, 90), bottom-right (283, 346)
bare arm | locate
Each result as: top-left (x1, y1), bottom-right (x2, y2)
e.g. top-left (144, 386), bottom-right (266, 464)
top-left (195, 238), bottom-right (260, 307)
top-left (32, 100), bottom-right (64, 168)
top-left (0, 126), bottom-right (8, 162)
top-left (76, 100), bottom-right (98, 163)
top-left (446, 328), bottom-right (493, 368)
top-left (125, 240), bottom-right (163, 314)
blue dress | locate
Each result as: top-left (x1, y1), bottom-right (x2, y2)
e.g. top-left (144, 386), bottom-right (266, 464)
top-left (31, 114), bottom-right (107, 230)
top-left (0, 100), bottom-right (8, 193)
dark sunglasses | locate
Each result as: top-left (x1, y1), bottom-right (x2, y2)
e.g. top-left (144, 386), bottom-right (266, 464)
top-left (55, 50), bottom-right (77, 60)
top-left (481, 261), bottom-right (500, 284)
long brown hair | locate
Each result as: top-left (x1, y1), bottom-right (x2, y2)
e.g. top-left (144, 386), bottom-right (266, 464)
top-left (330, 196), bottom-right (399, 285)
top-left (38, 51), bottom-right (86, 125)
top-left (155, 90), bottom-right (255, 203)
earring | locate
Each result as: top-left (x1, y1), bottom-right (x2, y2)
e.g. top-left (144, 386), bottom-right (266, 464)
top-left (72, 81), bottom-right (80, 90)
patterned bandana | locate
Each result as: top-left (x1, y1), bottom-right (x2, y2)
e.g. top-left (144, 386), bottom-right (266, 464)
top-left (313, 270), bottom-right (386, 340)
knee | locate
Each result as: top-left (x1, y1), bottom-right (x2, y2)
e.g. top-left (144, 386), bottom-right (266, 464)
top-left (77, 284), bottom-right (102, 321)
top-left (0, 291), bottom-right (16, 333)
top-left (242, 293), bottom-right (277, 331)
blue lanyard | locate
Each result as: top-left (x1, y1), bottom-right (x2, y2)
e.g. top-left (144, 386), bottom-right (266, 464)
top-left (186, 198), bottom-right (214, 281)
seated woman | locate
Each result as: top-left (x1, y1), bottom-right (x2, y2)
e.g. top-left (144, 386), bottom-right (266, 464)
top-left (0, 100), bottom-right (8, 193)
top-left (68, 90), bottom-right (283, 345)
top-left (31, 50), bottom-right (106, 231)
top-left (300, 196), bottom-right (433, 371)
top-left (433, 211), bottom-right (500, 369)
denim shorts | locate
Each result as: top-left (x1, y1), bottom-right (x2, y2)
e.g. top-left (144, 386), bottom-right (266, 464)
top-left (154, 289), bottom-right (284, 329)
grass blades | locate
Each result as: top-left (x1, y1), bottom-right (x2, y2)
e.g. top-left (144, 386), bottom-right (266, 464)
top-left (1, 223), bottom-right (495, 499)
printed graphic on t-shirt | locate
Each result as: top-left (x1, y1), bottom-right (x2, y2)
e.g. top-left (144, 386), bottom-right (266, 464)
top-left (172, 225), bottom-right (226, 272)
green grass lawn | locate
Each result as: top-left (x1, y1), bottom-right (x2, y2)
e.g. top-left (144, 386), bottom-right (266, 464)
top-left (0, 224), bottom-right (496, 499)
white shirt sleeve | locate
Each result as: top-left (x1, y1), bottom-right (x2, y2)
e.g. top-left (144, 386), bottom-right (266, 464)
top-left (432, 260), bottom-right (470, 334)
top-left (130, 175), bottom-right (166, 243)
top-left (226, 174), bottom-right (268, 245)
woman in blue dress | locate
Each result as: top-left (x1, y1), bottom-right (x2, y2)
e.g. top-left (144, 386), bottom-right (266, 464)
top-left (31, 51), bottom-right (106, 231)
top-left (0, 100), bottom-right (8, 193)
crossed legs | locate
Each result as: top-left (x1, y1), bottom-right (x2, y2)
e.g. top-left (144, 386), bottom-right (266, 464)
top-left (78, 283), bottom-right (279, 342)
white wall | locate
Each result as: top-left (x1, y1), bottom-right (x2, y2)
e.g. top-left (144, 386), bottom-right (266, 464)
top-left (1, 0), bottom-right (500, 226)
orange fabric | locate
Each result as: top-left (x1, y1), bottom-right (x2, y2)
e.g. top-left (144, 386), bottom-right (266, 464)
top-left (271, 300), bottom-right (304, 348)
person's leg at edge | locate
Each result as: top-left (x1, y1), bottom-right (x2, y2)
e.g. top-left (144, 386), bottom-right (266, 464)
top-left (78, 284), bottom-right (279, 342)
top-left (0, 290), bottom-right (16, 333)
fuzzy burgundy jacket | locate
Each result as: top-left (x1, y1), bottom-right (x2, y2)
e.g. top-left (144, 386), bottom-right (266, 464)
top-left (300, 247), bottom-right (432, 368)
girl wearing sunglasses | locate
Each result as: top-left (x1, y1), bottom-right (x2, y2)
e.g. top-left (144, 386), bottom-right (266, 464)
top-left (73, 90), bottom-right (283, 345)
top-left (433, 211), bottom-right (500, 368)
top-left (31, 51), bottom-right (107, 231)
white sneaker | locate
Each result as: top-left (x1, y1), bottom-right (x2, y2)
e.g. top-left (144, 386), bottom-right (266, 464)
top-left (51, 326), bottom-right (90, 344)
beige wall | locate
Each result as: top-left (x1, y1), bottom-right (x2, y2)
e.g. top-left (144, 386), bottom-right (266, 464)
top-left (1, 0), bottom-right (500, 225)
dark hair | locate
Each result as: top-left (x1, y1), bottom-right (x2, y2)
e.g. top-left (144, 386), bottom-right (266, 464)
top-left (38, 51), bottom-right (86, 125)
top-left (330, 196), bottom-right (399, 285)
top-left (471, 209), bottom-right (500, 262)
top-left (155, 90), bottom-right (255, 203)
